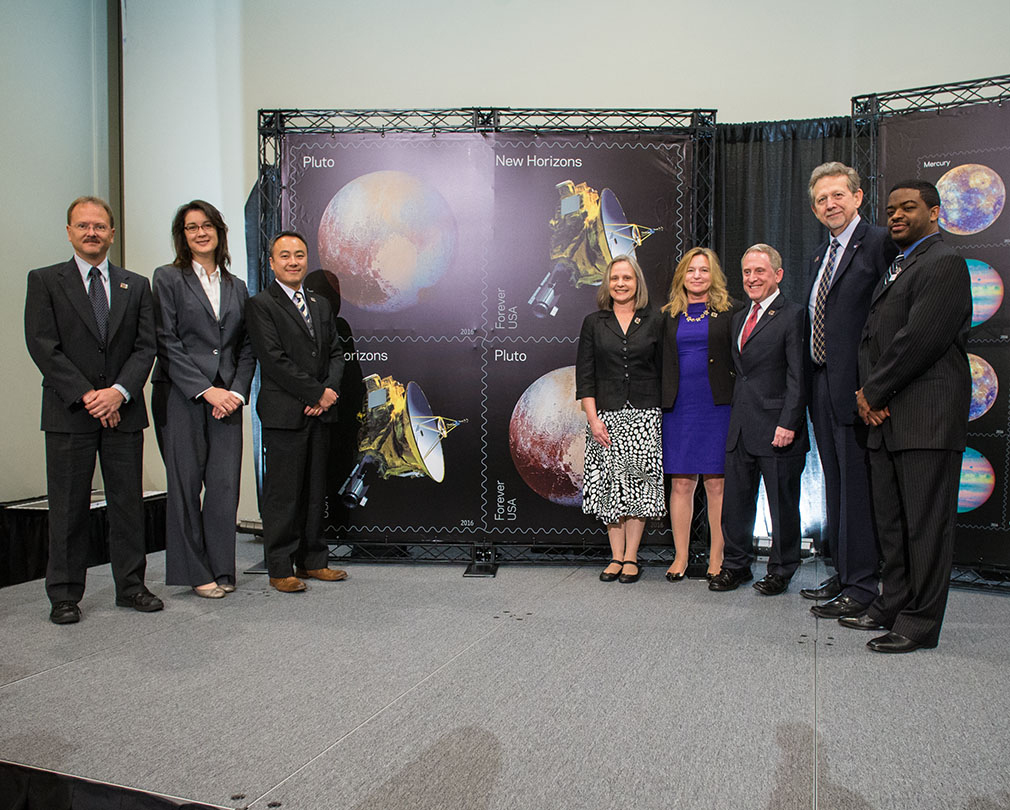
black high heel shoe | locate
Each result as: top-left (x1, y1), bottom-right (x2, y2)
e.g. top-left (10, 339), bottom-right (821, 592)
top-left (619, 561), bottom-right (642, 584)
top-left (600, 559), bottom-right (623, 582)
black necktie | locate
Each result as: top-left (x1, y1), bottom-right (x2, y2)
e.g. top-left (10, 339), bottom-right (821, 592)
top-left (88, 266), bottom-right (108, 343)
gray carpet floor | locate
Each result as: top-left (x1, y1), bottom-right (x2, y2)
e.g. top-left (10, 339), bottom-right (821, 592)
top-left (1, 535), bottom-right (1008, 810)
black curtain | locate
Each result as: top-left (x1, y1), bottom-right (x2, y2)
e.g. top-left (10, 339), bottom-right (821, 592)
top-left (713, 117), bottom-right (856, 304)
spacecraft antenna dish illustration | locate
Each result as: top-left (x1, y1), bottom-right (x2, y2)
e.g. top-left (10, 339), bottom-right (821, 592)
top-left (529, 181), bottom-right (661, 318)
top-left (339, 374), bottom-right (466, 508)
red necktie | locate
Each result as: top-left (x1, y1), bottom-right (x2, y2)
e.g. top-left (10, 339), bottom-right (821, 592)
top-left (740, 302), bottom-right (760, 347)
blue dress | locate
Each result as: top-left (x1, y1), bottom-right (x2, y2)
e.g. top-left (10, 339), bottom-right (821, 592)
top-left (662, 303), bottom-right (732, 474)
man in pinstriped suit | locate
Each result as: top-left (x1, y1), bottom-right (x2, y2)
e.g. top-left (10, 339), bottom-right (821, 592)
top-left (849, 180), bottom-right (971, 653)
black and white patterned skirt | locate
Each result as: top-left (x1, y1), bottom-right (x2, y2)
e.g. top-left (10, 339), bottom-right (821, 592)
top-left (582, 406), bottom-right (666, 525)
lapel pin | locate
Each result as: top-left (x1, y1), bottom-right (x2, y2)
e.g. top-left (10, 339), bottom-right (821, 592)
top-left (309, 296), bottom-right (316, 302)
top-left (120, 282), bottom-right (129, 289)
top-left (768, 310), bottom-right (777, 317)
top-left (634, 316), bottom-right (641, 324)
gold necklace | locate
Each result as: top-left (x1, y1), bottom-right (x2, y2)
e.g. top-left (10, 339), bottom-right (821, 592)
top-left (683, 306), bottom-right (709, 323)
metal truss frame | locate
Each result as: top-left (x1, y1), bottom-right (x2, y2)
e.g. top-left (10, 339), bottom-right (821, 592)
top-left (255, 108), bottom-right (716, 569)
top-left (852, 74), bottom-right (1010, 592)
top-left (851, 73), bottom-right (1010, 213)
top-left (257, 107), bottom-right (717, 288)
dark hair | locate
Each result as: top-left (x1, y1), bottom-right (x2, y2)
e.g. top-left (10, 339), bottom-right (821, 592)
top-left (888, 180), bottom-right (941, 210)
top-left (67, 196), bottom-right (115, 228)
top-left (171, 200), bottom-right (232, 277)
top-left (269, 230), bottom-right (309, 255)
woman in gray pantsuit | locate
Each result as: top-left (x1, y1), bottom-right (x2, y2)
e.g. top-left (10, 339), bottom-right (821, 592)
top-left (152, 201), bottom-right (255, 598)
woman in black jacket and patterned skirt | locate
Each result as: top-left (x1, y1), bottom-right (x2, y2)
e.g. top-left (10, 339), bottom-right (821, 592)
top-left (576, 255), bottom-right (665, 583)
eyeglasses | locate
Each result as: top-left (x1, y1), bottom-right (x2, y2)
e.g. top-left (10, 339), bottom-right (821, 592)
top-left (72, 223), bottom-right (110, 233)
top-left (184, 222), bottom-right (216, 234)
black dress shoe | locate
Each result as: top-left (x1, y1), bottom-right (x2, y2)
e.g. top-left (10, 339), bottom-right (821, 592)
top-left (50, 601), bottom-right (81, 625)
top-left (753, 573), bottom-right (789, 595)
top-left (838, 614), bottom-right (887, 631)
top-left (599, 559), bottom-right (623, 582)
top-left (708, 567), bottom-right (752, 591)
top-left (799, 575), bottom-right (841, 600)
top-left (115, 589), bottom-right (164, 613)
top-left (618, 561), bottom-right (641, 584)
top-left (867, 631), bottom-right (934, 654)
top-left (810, 594), bottom-right (870, 619)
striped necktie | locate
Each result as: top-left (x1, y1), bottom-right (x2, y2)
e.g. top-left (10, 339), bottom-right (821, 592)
top-left (811, 238), bottom-right (840, 365)
top-left (885, 253), bottom-right (905, 285)
top-left (293, 290), bottom-right (314, 336)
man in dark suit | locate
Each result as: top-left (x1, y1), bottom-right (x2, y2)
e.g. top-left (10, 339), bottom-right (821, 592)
top-left (845, 181), bottom-right (971, 653)
top-left (801, 163), bottom-right (898, 618)
top-left (710, 244), bottom-right (808, 595)
top-left (245, 231), bottom-right (347, 593)
top-left (24, 196), bottom-right (161, 624)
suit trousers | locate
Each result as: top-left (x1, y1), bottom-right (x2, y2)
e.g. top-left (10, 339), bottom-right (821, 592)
top-left (810, 367), bottom-right (879, 603)
top-left (261, 421), bottom-right (331, 578)
top-left (722, 445), bottom-right (804, 577)
top-left (153, 382), bottom-right (242, 587)
top-left (867, 444), bottom-right (961, 646)
top-left (44, 428), bottom-right (146, 604)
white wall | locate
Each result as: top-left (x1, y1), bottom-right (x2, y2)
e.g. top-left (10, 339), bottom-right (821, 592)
top-left (6, 0), bottom-right (1008, 513)
top-left (2, 0), bottom-right (113, 501)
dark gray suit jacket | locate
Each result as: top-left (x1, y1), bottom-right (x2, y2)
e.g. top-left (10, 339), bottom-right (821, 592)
top-left (25, 258), bottom-right (155, 433)
top-left (151, 264), bottom-right (254, 403)
top-left (803, 218), bottom-right (897, 424)
top-left (726, 295), bottom-right (808, 457)
top-left (246, 282), bottom-right (345, 429)
top-left (858, 235), bottom-right (971, 452)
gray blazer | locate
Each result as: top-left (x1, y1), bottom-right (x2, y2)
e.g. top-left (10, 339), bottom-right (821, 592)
top-left (151, 264), bottom-right (254, 402)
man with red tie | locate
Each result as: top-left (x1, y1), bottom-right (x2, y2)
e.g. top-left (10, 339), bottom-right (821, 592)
top-left (710, 244), bottom-right (808, 595)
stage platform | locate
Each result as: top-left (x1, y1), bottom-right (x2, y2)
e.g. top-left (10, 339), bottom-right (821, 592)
top-left (1, 534), bottom-right (1008, 810)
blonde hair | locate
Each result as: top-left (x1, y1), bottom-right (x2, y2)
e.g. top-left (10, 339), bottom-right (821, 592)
top-left (662, 247), bottom-right (731, 318)
top-left (597, 254), bottom-right (649, 310)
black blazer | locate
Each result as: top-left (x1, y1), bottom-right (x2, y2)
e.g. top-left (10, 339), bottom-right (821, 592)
top-left (803, 218), bottom-right (897, 424)
top-left (726, 295), bottom-right (808, 457)
top-left (25, 258), bottom-right (156, 433)
top-left (661, 298), bottom-right (744, 408)
top-left (858, 235), bottom-right (971, 452)
top-left (151, 264), bottom-right (255, 402)
top-left (246, 282), bottom-right (345, 429)
top-left (575, 307), bottom-right (662, 410)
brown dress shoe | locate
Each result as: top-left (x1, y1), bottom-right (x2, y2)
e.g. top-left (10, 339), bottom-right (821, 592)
top-left (269, 576), bottom-right (307, 593)
top-left (295, 567), bottom-right (348, 581)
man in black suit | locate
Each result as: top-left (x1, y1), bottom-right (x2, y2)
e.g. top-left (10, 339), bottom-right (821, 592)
top-left (24, 196), bottom-right (161, 624)
top-left (845, 181), bottom-right (971, 653)
top-left (710, 244), bottom-right (808, 596)
top-left (245, 231), bottom-right (347, 593)
top-left (801, 163), bottom-right (898, 618)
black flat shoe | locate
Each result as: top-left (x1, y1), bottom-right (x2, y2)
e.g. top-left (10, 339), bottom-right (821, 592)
top-left (600, 559), bottom-right (623, 582)
top-left (619, 561), bottom-right (642, 584)
top-left (665, 568), bottom-right (686, 582)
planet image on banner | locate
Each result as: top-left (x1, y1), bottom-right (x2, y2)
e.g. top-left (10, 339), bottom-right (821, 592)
top-left (958, 447), bottom-right (995, 513)
top-left (936, 164), bottom-right (1005, 236)
top-left (317, 170), bottom-right (457, 313)
top-left (968, 353), bottom-right (998, 421)
top-left (509, 366), bottom-right (586, 507)
top-left (967, 259), bottom-right (1004, 327)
